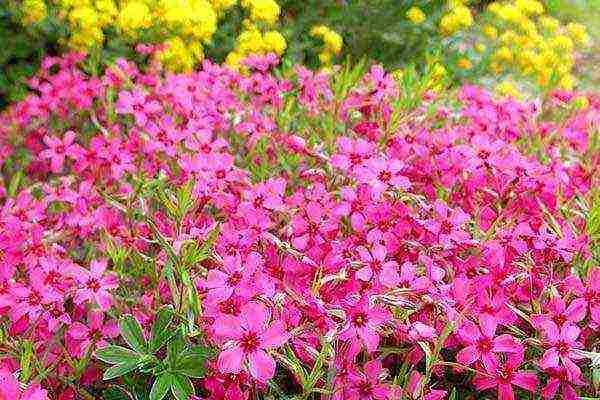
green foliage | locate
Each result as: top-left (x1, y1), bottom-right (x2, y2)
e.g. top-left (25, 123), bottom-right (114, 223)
top-left (96, 306), bottom-right (213, 400)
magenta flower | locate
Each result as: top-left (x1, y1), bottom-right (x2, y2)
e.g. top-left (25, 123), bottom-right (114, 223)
top-left (355, 244), bottom-right (400, 288)
top-left (215, 302), bottom-right (289, 382)
top-left (0, 367), bottom-right (49, 400)
top-left (73, 259), bottom-right (118, 311)
top-left (473, 353), bottom-right (538, 400)
top-left (456, 315), bottom-right (522, 371)
top-left (339, 296), bottom-right (391, 353)
top-left (67, 310), bottom-right (119, 357)
top-left (347, 360), bottom-right (391, 400)
top-left (40, 130), bottom-right (76, 172)
top-left (538, 321), bottom-right (584, 381)
top-left (205, 252), bottom-right (260, 304)
top-left (541, 366), bottom-right (585, 400)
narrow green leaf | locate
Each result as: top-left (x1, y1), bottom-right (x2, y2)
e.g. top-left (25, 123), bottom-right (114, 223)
top-left (150, 373), bottom-right (173, 400)
top-left (96, 345), bottom-right (143, 365)
top-left (119, 314), bottom-right (147, 353)
top-left (167, 331), bottom-right (185, 367)
top-left (103, 361), bottom-right (139, 380)
top-left (150, 305), bottom-right (175, 353)
top-left (170, 374), bottom-right (194, 400)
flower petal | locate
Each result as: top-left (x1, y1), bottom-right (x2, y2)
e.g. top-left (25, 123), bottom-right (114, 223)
top-left (247, 350), bottom-right (276, 383)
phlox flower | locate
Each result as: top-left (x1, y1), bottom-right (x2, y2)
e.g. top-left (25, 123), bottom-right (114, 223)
top-left (40, 130), bottom-right (77, 173)
top-left (541, 366), bottom-right (586, 400)
top-left (473, 352), bottom-right (538, 400)
top-left (67, 310), bottom-right (119, 357)
top-left (215, 302), bottom-right (289, 383)
top-left (0, 367), bottom-right (48, 400)
top-left (355, 244), bottom-right (400, 288)
top-left (356, 157), bottom-right (411, 199)
top-left (538, 321), bottom-right (584, 381)
top-left (205, 252), bottom-right (261, 304)
top-left (346, 360), bottom-right (391, 400)
top-left (73, 259), bottom-right (118, 311)
top-left (116, 88), bottom-right (161, 127)
top-left (456, 315), bottom-right (522, 371)
top-left (339, 296), bottom-right (391, 353)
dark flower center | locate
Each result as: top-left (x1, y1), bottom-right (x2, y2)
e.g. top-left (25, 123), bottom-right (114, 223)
top-left (240, 332), bottom-right (260, 353)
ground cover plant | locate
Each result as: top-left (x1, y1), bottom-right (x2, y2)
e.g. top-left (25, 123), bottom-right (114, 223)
top-left (0, 50), bottom-right (598, 399)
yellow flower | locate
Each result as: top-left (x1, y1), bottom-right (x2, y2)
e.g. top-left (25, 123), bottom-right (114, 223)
top-left (539, 16), bottom-right (559, 33)
top-left (263, 30), bottom-right (286, 55)
top-left (551, 35), bottom-right (573, 53)
top-left (483, 24), bottom-right (497, 40)
top-left (496, 80), bottom-right (521, 99)
top-left (157, 37), bottom-right (198, 72)
top-left (94, 0), bottom-right (118, 26)
top-left (68, 26), bottom-right (105, 49)
top-left (118, 1), bottom-right (152, 33)
top-left (406, 7), bottom-right (426, 24)
top-left (311, 25), bottom-right (343, 64)
top-left (69, 6), bottom-right (100, 29)
top-left (558, 74), bottom-right (575, 90)
top-left (457, 57), bottom-right (472, 69)
top-left (243, 0), bottom-right (280, 25)
top-left (475, 43), bottom-right (486, 53)
top-left (225, 51), bottom-right (244, 70)
top-left (22, 0), bottom-right (48, 25)
top-left (566, 23), bottom-right (590, 46)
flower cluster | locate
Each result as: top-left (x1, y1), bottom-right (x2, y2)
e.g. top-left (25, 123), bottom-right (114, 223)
top-left (13, 0), bottom-right (290, 73)
top-left (439, 1), bottom-right (473, 36)
top-left (481, 0), bottom-right (591, 91)
top-left (406, 6), bottom-right (426, 25)
top-left (310, 25), bottom-right (344, 67)
top-left (0, 53), bottom-right (598, 399)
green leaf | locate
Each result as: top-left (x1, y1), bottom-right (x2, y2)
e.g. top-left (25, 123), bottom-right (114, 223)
top-left (96, 345), bottom-right (143, 365)
top-left (172, 347), bottom-right (211, 378)
top-left (170, 374), bottom-right (194, 400)
top-left (150, 305), bottom-right (175, 353)
top-left (119, 315), bottom-right (147, 353)
top-left (7, 170), bottom-right (23, 198)
top-left (150, 373), bottom-right (173, 400)
top-left (102, 385), bottom-right (133, 400)
top-left (103, 361), bottom-right (139, 380)
top-left (167, 331), bottom-right (186, 367)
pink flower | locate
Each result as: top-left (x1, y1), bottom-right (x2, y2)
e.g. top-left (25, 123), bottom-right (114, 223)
top-left (355, 244), bottom-right (399, 287)
top-left (339, 296), bottom-right (391, 353)
top-left (67, 310), bottom-right (119, 357)
top-left (73, 259), bottom-right (118, 311)
top-left (473, 353), bottom-right (538, 400)
top-left (40, 131), bottom-right (77, 173)
top-left (538, 321), bottom-right (584, 381)
top-left (347, 360), bottom-right (391, 400)
top-left (205, 252), bottom-right (261, 304)
top-left (215, 302), bottom-right (289, 383)
top-left (0, 368), bottom-right (49, 400)
top-left (456, 315), bottom-right (522, 371)
top-left (541, 366), bottom-right (585, 400)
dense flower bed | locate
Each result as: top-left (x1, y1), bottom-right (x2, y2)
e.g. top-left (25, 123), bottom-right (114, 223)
top-left (0, 53), bottom-right (598, 399)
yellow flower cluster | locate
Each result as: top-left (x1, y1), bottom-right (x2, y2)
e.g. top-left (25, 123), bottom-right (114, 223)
top-left (225, 0), bottom-right (286, 71)
top-left (439, 2), bottom-right (473, 36)
top-left (22, 0), bottom-right (48, 25)
top-left (20, 0), bottom-right (290, 73)
top-left (226, 24), bottom-right (287, 70)
top-left (484, 0), bottom-right (591, 90)
top-left (496, 80), bottom-right (522, 99)
top-left (241, 0), bottom-right (280, 25)
top-left (406, 7), bottom-right (426, 25)
top-left (310, 25), bottom-right (343, 66)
